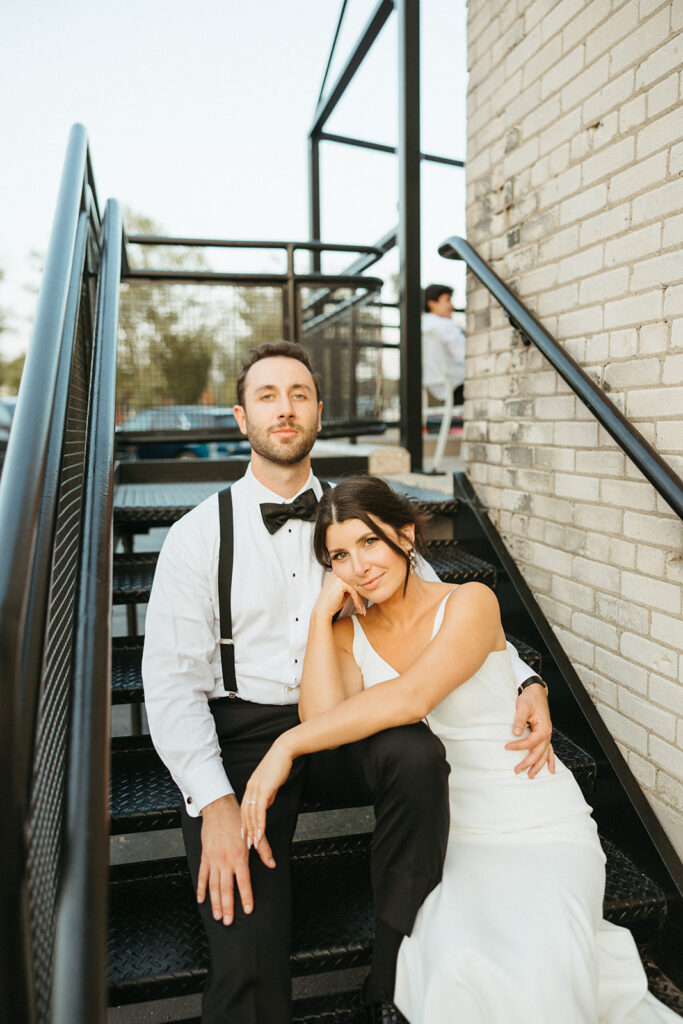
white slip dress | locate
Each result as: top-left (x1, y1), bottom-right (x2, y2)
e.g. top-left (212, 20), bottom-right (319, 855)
top-left (351, 594), bottom-right (679, 1023)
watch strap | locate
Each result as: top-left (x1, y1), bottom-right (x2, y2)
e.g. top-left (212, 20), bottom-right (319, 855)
top-left (517, 676), bottom-right (549, 697)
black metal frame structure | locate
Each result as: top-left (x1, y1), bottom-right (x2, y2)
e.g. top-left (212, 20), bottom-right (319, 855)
top-left (308, 0), bottom-right (465, 468)
top-left (0, 124), bottom-right (120, 1024)
top-left (440, 236), bottom-right (683, 519)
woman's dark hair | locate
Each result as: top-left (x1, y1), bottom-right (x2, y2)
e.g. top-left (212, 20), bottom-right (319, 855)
top-left (314, 475), bottom-right (430, 595)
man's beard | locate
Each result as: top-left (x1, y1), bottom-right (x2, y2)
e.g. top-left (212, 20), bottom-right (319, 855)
top-left (246, 420), bottom-right (318, 466)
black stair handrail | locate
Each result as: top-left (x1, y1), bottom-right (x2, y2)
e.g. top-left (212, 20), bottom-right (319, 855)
top-left (0, 123), bottom-right (115, 1023)
top-left (0, 123), bottom-right (100, 1022)
top-left (51, 199), bottom-right (122, 1024)
top-left (440, 236), bottom-right (683, 520)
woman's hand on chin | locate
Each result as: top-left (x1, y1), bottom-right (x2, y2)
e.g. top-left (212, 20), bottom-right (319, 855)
top-left (241, 736), bottom-right (295, 854)
top-left (314, 570), bottom-right (366, 620)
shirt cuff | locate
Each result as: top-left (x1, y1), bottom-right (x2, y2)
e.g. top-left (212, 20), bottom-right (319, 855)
top-left (181, 757), bottom-right (234, 816)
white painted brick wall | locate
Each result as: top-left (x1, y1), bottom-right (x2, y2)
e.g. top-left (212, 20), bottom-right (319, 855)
top-left (465, 0), bottom-right (683, 855)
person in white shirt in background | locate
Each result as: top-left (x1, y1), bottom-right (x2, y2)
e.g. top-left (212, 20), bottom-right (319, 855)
top-left (422, 284), bottom-right (466, 412)
top-left (142, 341), bottom-right (553, 1024)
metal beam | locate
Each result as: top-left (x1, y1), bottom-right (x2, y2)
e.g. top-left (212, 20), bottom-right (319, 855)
top-left (397, 0), bottom-right (422, 470)
top-left (319, 131), bottom-right (464, 168)
top-left (310, 0), bottom-right (394, 137)
top-left (316, 0), bottom-right (350, 109)
top-left (126, 236), bottom-right (382, 255)
top-left (339, 226), bottom-right (398, 277)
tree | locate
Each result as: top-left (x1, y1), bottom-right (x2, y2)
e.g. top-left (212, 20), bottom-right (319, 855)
top-left (237, 287), bottom-right (284, 347)
top-left (0, 353), bottom-right (26, 392)
top-left (117, 212), bottom-right (220, 415)
top-left (0, 269), bottom-right (26, 394)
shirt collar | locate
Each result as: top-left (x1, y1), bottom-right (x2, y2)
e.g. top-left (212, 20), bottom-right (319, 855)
top-left (244, 463), bottom-right (321, 505)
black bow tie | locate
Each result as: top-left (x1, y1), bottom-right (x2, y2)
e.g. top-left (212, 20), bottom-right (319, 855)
top-left (260, 488), bottom-right (319, 535)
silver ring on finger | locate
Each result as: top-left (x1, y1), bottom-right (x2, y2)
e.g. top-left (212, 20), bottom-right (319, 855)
top-left (246, 799), bottom-right (257, 805)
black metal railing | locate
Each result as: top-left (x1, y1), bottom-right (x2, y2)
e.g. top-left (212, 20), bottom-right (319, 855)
top-left (0, 124), bottom-right (116, 1024)
top-left (51, 199), bottom-right (122, 1024)
top-left (440, 235), bottom-right (683, 519)
top-left (116, 234), bottom-right (390, 441)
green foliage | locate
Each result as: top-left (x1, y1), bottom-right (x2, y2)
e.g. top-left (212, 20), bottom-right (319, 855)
top-left (117, 211), bottom-right (219, 413)
top-left (0, 352), bottom-right (25, 392)
top-left (156, 325), bottom-right (217, 405)
top-left (117, 210), bottom-right (288, 416)
top-left (238, 287), bottom-right (284, 347)
top-left (0, 268), bottom-right (25, 394)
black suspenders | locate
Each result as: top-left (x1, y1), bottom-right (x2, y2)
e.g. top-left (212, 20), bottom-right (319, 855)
top-left (216, 479), bottom-right (331, 695)
top-left (217, 486), bottom-right (237, 694)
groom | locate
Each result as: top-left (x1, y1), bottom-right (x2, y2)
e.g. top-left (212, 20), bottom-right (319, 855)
top-left (142, 341), bottom-right (552, 1024)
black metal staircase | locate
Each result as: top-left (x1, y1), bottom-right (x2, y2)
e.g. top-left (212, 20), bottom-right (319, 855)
top-left (106, 474), bottom-right (683, 1022)
top-left (1, 122), bottom-right (682, 1023)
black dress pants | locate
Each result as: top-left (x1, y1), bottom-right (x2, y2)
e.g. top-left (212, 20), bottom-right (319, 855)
top-left (181, 697), bottom-right (450, 1024)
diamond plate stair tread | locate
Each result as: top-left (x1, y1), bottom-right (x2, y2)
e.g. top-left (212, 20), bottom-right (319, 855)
top-left (600, 838), bottom-right (667, 926)
top-left (424, 542), bottom-right (496, 585)
top-left (642, 960), bottom-right (683, 1015)
top-left (172, 988), bottom-right (367, 1024)
top-left (109, 727), bottom-right (596, 835)
top-left (114, 482), bottom-right (228, 527)
top-left (113, 553), bottom-right (158, 604)
top-left (108, 837), bottom-right (374, 1004)
top-left (114, 481), bottom-right (460, 528)
top-left (109, 728), bottom-right (594, 834)
top-left (112, 636), bottom-right (145, 704)
top-left (112, 629), bottom-right (536, 708)
top-left (108, 835), bottom-right (666, 1005)
top-left (120, 723), bottom-right (561, 829)
top-left (113, 544), bottom-right (495, 605)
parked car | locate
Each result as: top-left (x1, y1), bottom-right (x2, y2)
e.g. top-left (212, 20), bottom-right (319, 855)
top-left (115, 405), bottom-right (250, 461)
top-left (0, 397), bottom-right (17, 475)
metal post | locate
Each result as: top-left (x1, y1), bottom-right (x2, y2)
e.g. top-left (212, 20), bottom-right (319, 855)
top-left (287, 246), bottom-right (299, 343)
top-left (349, 301), bottom-right (358, 425)
top-left (308, 134), bottom-right (321, 273)
top-left (397, 0), bottom-right (422, 469)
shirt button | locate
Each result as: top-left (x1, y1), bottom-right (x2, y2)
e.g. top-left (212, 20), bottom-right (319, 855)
top-left (186, 797), bottom-right (192, 805)
top-left (294, 659), bottom-right (298, 664)
top-left (295, 617), bottom-right (299, 622)
top-left (292, 572), bottom-right (296, 577)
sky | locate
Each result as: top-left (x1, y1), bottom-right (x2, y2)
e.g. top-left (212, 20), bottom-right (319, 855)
top-left (0, 0), bottom-right (467, 356)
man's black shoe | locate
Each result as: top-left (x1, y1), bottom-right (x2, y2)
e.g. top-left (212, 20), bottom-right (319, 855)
top-left (366, 1002), bottom-right (410, 1024)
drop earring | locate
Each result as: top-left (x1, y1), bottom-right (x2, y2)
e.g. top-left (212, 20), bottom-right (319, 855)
top-left (409, 548), bottom-right (416, 575)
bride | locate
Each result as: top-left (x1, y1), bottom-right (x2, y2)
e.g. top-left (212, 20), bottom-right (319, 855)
top-left (241, 475), bottom-right (677, 1023)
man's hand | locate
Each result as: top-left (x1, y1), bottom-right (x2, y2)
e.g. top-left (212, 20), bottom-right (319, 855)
top-left (197, 794), bottom-right (275, 925)
top-left (505, 682), bottom-right (555, 778)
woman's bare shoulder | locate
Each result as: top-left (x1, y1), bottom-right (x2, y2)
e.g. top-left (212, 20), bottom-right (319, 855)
top-left (441, 581), bottom-right (501, 628)
top-left (331, 614), bottom-right (355, 652)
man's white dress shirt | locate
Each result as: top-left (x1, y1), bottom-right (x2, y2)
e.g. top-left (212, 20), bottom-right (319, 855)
top-left (143, 464), bottom-right (537, 816)
top-left (422, 312), bottom-right (466, 402)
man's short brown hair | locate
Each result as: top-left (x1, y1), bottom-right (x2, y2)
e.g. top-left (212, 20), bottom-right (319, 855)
top-left (235, 341), bottom-right (322, 407)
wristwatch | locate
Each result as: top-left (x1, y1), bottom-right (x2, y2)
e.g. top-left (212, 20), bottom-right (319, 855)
top-left (517, 676), bottom-right (549, 697)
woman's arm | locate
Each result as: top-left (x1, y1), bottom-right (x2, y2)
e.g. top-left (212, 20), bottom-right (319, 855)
top-left (298, 574), bottom-right (364, 721)
top-left (242, 582), bottom-right (503, 844)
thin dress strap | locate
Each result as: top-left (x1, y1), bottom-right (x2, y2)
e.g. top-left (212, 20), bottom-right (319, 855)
top-left (430, 588), bottom-right (458, 640)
